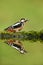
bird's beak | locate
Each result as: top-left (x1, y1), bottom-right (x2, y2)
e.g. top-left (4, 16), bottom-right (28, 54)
top-left (25, 19), bottom-right (30, 22)
top-left (24, 19), bottom-right (28, 22)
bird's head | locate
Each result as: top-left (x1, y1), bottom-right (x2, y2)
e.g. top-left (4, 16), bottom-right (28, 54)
top-left (20, 18), bottom-right (29, 23)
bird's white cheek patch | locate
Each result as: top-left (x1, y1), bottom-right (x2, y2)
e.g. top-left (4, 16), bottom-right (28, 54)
top-left (21, 20), bottom-right (25, 22)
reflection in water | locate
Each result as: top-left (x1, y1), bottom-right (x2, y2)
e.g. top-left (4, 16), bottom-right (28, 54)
top-left (0, 30), bottom-right (43, 54)
top-left (5, 39), bottom-right (27, 54)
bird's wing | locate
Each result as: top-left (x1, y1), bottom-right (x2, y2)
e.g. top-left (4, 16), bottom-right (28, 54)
top-left (4, 21), bottom-right (22, 30)
top-left (12, 22), bottom-right (22, 29)
top-left (12, 22), bottom-right (20, 27)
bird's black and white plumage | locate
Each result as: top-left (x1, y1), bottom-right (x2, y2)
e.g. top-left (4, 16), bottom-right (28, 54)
top-left (4, 18), bottom-right (28, 54)
top-left (4, 18), bottom-right (28, 32)
top-left (11, 43), bottom-right (27, 54)
top-left (6, 40), bottom-right (27, 54)
top-left (12, 22), bottom-right (24, 29)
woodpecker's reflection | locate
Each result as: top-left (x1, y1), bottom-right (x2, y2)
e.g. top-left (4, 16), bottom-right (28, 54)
top-left (6, 39), bottom-right (27, 54)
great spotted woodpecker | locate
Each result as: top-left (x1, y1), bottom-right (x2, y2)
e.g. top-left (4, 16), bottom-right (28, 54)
top-left (4, 18), bottom-right (29, 54)
top-left (4, 18), bottom-right (28, 32)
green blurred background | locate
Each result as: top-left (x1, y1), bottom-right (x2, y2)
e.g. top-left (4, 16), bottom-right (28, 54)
top-left (0, 0), bottom-right (43, 65)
